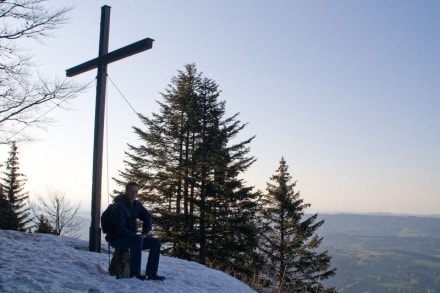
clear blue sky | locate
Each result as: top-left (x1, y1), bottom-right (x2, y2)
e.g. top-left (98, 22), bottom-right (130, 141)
top-left (3, 0), bottom-right (439, 215)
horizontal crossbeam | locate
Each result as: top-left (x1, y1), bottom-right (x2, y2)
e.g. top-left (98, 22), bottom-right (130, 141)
top-left (66, 37), bottom-right (154, 77)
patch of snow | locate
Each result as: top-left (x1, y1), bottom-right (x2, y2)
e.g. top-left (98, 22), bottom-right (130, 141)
top-left (0, 230), bottom-right (255, 292)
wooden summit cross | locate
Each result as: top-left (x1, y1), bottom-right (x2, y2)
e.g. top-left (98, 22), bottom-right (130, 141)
top-left (66, 5), bottom-right (154, 252)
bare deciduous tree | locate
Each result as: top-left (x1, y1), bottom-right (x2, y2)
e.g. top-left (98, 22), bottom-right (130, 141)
top-left (0, 0), bottom-right (85, 143)
top-left (30, 188), bottom-right (82, 237)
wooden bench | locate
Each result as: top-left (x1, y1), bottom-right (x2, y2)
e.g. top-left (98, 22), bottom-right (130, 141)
top-left (109, 249), bottom-right (130, 279)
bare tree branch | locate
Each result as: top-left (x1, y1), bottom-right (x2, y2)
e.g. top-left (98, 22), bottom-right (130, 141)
top-left (0, 0), bottom-right (71, 40)
top-left (0, 1), bottom-right (85, 144)
top-left (30, 188), bottom-right (82, 237)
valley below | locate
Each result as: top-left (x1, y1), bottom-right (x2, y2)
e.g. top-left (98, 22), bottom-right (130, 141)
top-left (318, 214), bottom-right (440, 292)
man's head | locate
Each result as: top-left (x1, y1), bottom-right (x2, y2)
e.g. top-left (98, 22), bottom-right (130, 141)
top-left (125, 182), bottom-right (139, 203)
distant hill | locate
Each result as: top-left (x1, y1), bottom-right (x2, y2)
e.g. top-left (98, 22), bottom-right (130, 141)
top-left (318, 213), bottom-right (440, 238)
top-left (316, 213), bottom-right (440, 292)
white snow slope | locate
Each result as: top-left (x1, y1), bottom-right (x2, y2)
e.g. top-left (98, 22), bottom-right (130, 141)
top-left (0, 230), bottom-right (255, 292)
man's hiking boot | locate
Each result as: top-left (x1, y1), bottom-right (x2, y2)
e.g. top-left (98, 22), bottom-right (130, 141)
top-left (147, 274), bottom-right (165, 281)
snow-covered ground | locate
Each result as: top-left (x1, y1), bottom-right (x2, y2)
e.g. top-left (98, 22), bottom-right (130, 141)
top-left (0, 230), bottom-right (255, 292)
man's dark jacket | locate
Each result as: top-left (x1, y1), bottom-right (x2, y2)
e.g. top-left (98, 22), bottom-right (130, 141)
top-left (105, 194), bottom-right (152, 242)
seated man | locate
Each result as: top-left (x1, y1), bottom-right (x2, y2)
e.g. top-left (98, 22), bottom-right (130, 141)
top-left (106, 182), bottom-right (164, 280)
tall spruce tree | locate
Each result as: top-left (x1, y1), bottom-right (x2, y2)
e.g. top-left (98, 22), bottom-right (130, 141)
top-left (116, 64), bottom-right (260, 277)
top-left (259, 157), bottom-right (336, 292)
top-left (0, 142), bottom-right (31, 231)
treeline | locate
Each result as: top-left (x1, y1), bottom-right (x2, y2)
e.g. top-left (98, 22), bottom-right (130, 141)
top-left (0, 142), bottom-right (81, 237)
top-left (114, 64), bottom-right (336, 292)
top-left (0, 62), bottom-right (337, 291)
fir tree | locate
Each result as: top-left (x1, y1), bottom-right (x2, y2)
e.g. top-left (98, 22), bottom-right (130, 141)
top-left (259, 157), bottom-right (336, 292)
top-left (35, 214), bottom-right (56, 234)
top-left (0, 142), bottom-right (31, 231)
top-left (116, 64), bottom-right (260, 278)
top-left (0, 183), bottom-right (16, 230)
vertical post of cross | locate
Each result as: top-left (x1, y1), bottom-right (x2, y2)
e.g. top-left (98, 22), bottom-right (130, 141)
top-left (89, 5), bottom-right (110, 252)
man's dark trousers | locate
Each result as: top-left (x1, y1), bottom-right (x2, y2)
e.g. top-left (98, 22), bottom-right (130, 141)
top-left (110, 234), bottom-right (161, 276)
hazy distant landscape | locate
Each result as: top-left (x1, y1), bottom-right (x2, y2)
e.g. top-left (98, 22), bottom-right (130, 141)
top-left (318, 214), bottom-right (440, 292)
